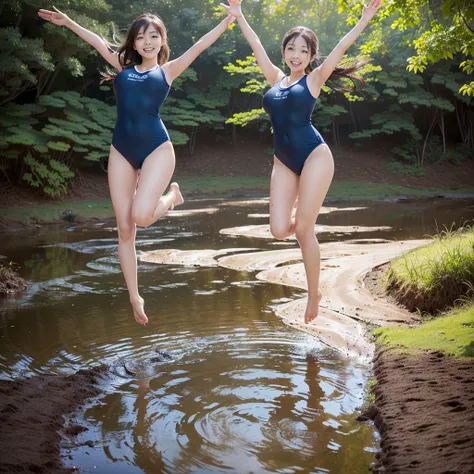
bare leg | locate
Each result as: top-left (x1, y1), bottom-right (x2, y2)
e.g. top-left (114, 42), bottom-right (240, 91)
top-left (269, 157), bottom-right (299, 240)
top-left (296, 145), bottom-right (334, 324)
top-left (132, 142), bottom-right (184, 228)
top-left (108, 146), bottom-right (148, 325)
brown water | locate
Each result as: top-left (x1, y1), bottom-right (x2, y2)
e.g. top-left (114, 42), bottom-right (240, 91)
top-left (1, 197), bottom-right (473, 473)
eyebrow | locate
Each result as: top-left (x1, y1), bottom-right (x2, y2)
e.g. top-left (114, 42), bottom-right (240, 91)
top-left (138, 29), bottom-right (158, 35)
top-left (287, 42), bottom-right (308, 49)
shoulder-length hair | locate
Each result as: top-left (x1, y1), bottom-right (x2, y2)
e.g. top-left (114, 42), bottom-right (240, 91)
top-left (282, 26), bottom-right (368, 91)
top-left (101, 13), bottom-right (169, 82)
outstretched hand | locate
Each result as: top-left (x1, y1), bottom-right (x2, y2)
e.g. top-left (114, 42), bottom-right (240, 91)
top-left (38, 6), bottom-right (70, 26)
top-left (220, 0), bottom-right (243, 19)
top-left (361, 0), bottom-right (382, 22)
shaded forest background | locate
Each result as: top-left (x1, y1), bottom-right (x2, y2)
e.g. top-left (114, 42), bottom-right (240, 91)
top-left (0, 0), bottom-right (472, 198)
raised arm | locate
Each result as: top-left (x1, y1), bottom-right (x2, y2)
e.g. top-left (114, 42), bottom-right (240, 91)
top-left (38, 7), bottom-right (122, 72)
top-left (220, 0), bottom-right (283, 86)
top-left (161, 15), bottom-right (235, 83)
top-left (308, 0), bottom-right (382, 95)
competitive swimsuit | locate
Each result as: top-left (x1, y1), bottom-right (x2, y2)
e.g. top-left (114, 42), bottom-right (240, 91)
top-left (112, 65), bottom-right (171, 169)
top-left (263, 74), bottom-right (325, 175)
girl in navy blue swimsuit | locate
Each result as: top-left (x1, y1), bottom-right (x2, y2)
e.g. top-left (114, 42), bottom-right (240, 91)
top-left (222, 0), bottom-right (381, 324)
top-left (39, 6), bottom-right (235, 326)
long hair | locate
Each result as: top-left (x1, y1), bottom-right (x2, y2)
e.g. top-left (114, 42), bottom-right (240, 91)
top-left (281, 27), bottom-right (368, 91)
top-left (101, 13), bottom-right (170, 82)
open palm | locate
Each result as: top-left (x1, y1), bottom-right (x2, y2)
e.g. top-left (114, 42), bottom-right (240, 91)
top-left (38, 7), bottom-right (69, 26)
top-left (361, 0), bottom-right (382, 22)
top-left (220, 0), bottom-right (242, 18)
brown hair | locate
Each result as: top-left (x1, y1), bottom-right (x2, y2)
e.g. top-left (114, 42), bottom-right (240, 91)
top-left (101, 13), bottom-right (169, 82)
top-left (281, 26), bottom-right (368, 91)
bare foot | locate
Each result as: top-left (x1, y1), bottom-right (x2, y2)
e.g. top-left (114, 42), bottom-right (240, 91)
top-left (131, 297), bottom-right (148, 326)
top-left (304, 290), bottom-right (323, 324)
top-left (170, 182), bottom-right (184, 207)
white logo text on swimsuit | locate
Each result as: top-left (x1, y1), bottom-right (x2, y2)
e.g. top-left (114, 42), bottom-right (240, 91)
top-left (127, 73), bottom-right (148, 82)
top-left (275, 91), bottom-right (289, 100)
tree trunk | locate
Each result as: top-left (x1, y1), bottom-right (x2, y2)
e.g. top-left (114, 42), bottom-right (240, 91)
top-left (420, 112), bottom-right (437, 166)
top-left (439, 112), bottom-right (446, 156)
top-left (189, 127), bottom-right (197, 155)
top-left (44, 69), bottom-right (61, 96)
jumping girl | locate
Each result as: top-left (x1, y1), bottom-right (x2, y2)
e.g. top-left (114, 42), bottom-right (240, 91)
top-left (38, 6), bottom-right (235, 325)
top-left (220, 0), bottom-right (381, 324)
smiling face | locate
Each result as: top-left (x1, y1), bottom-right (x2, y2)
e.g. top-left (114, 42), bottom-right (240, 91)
top-left (134, 23), bottom-right (163, 60)
top-left (284, 36), bottom-right (311, 73)
top-left (282, 27), bottom-right (318, 75)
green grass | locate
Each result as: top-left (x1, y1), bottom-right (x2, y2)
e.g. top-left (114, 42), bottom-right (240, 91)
top-left (372, 304), bottom-right (474, 358)
top-left (0, 199), bottom-right (114, 223)
top-left (363, 378), bottom-right (377, 407)
top-left (385, 225), bottom-right (474, 312)
top-left (326, 182), bottom-right (474, 200)
top-left (177, 176), bottom-right (270, 194)
top-left (1, 178), bottom-right (473, 225)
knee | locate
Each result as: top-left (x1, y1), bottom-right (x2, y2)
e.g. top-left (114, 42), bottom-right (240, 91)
top-left (131, 208), bottom-right (152, 228)
top-left (117, 221), bottom-right (136, 242)
top-left (270, 223), bottom-right (291, 241)
top-left (294, 220), bottom-right (316, 243)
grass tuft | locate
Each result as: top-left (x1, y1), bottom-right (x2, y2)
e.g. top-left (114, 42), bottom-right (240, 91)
top-left (385, 223), bottom-right (474, 313)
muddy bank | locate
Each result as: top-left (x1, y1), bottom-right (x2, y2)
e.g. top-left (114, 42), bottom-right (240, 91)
top-left (363, 348), bottom-right (474, 473)
top-left (0, 267), bottom-right (27, 296)
top-left (0, 366), bottom-right (106, 474)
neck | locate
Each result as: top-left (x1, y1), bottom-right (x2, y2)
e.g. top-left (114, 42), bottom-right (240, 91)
top-left (137, 58), bottom-right (158, 71)
top-left (289, 71), bottom-right (305, 81)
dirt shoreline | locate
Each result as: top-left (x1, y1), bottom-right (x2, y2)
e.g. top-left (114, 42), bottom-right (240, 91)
top-left (0, 366), bottom-right (107, 474)
top-left (362, 265), bottom-right (474, 474)
top-left (363, 348), bottom-right (474, 473)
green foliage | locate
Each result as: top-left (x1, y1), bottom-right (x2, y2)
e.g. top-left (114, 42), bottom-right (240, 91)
top-left (0, 27), bottom-right (54, 105)
top-left (23, 153), bottom-right (75, 198)
top-left (1, 0), bottom-right (472, 196)
top-left (161, 68), bottom-right (235, 148)
top-left (385, 161), bottom-right (425, 177)
top-left (226, 108), bottom-right (267, 127)
top-left (385, 224), bottom-right (474, 314)
top-left (340, 0), bottom-right (474, 94)
top-left (0, 91), bottom-right (115, 196)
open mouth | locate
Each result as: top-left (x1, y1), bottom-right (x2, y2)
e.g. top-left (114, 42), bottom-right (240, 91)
top-left (290, 61), bottom-right (301, 67)
top-left (143, 48), bottom-right (155, 53)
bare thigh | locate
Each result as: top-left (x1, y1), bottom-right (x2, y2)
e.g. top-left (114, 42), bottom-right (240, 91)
top-left (295, 144), bottom-right (335, 229)
top-left (132, 141), bottom-right (175, 221)
top-left (108, 145), bottom-right (138, 232)
top-left (269, 157), bottom-right (299, 239)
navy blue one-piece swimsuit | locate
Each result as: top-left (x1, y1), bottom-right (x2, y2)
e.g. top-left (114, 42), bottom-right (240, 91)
top-left (112, 65), bottom-right (171, 169)
top-left (263, 75), bottom-right (325, 175)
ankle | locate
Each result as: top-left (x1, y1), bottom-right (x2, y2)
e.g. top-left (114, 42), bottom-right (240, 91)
top-left (130, 296), bottom-right (143, 305)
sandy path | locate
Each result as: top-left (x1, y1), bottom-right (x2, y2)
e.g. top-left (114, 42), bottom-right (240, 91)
top-left (166, 207), bottom-right (220, 217)
top-left (220, 224), bottom-right (392, 240)
top-left (141, 239), bottom-right (429, 358)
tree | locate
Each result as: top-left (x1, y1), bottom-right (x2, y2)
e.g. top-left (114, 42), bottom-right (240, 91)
top-left (340, 0), bottom-right (474, 95)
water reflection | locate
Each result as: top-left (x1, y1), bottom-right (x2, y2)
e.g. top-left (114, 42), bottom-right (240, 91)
top-left (1, 197), bottom-right (473, 473)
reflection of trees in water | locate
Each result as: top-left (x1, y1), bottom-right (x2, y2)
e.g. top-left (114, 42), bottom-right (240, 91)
top-left (84, 380), bottom-right (164, 472)
top-left (130, 379), bottom-right (165, 472)
top-left (23, 245), bottom-right (84, 281)
top-left (255, 354), bottom-right (375, 472)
